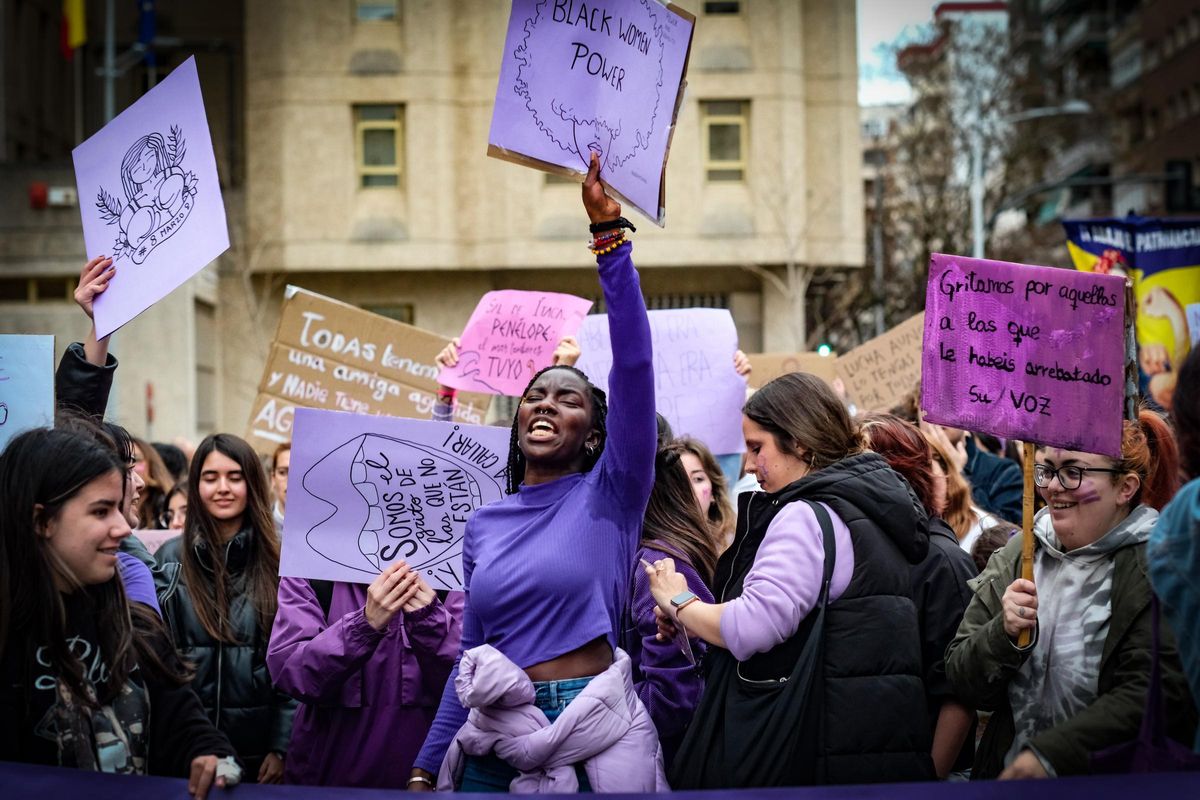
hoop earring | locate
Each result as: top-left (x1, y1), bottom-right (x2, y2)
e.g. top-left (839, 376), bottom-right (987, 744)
top-left (585, 444), bottom-right (596, 456)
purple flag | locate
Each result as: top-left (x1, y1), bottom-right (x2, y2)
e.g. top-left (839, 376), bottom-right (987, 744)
top-left (921, 253), bottom-right (1126, 457)
top-left (281, 408), bottom-right (510, 589)
top-left (488, 0), bottom-right (694, 225)
top-left (439, 290), bottom-right (593, 396)
top-left (575, 308), bottom-right (747, 455)
top-left (72, 56), bottom-right (229, 338)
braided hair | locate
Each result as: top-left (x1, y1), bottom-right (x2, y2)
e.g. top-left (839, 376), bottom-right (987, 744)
top-left (505, 364), bottom-right (609, 494)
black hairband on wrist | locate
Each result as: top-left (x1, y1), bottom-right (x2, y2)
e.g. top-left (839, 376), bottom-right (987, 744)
top-left (589, 217), bottom-right (637, 234)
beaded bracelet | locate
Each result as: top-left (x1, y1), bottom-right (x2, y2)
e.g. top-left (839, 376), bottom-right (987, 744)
top-left (590, 233), bottom-right (627, 256)
top-left (590, 230), bottom-right (625, 249)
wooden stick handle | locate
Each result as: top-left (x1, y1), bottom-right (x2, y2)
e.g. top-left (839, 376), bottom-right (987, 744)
top-left (1018, 441), bottom-right (1036, 648)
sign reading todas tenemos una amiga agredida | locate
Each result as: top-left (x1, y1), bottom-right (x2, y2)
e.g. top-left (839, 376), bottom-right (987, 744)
top-left (921, 253), bottom-right (1126, 458)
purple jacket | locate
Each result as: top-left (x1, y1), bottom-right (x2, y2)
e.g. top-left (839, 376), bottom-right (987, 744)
top-left (439, 645), bottom-right (668, 793)
top-left (267, 578), bottom-right (462, 788)
top-left (626, 544), bottom-right (712, 764)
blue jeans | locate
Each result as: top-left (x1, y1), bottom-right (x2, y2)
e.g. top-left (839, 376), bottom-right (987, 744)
top-left (458, 675), bottom-right (595, 793)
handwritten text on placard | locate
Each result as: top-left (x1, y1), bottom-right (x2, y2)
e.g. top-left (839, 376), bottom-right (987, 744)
top-left (921, 254), bottom-right (1125, 457)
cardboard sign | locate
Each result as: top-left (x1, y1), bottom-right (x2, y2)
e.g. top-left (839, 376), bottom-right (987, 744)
top-left (281, 408), bottom-right (509, 588)
top-left (73, 57), bottom-right (229, 338)
top-left (245, 287), bottom-right (490, 454)
top-left (745, 352), bottom-right (838, 389)
top-left (575, 308), bottom-right (746, 454)
top-left (488, 0), bottom-right (695, 225)
top-left (834, 313), bottom-right (925, 412)
top-left (0, 335), bottom-right (55, 452)
top-left (921, 253), bottom-right (1125, 457)
top-left (438, 290), bottom-right (592, 396)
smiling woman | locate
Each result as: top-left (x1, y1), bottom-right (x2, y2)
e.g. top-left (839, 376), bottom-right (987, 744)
top-left (0, 427), bottom-right (237, 795)
top-left (946, 409), bottom-right (1197, 779)
top-left (412, 153), bottom-right (662, 793)
top-left (155, 433), bottom-right (296, 784)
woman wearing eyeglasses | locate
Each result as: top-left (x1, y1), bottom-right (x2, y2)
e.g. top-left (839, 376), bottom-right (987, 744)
top-left (945, 410), bottom-right (1196, 780)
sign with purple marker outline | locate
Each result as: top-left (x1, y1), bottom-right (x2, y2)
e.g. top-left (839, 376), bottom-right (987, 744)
top-left (438, 290), bottom-right (593, 396)
top-left (73, 56), bottom-right (229, 338)
top-left (921, 253), bottom-right (1126, 457)
top-left (281, 408), bottom-right (510, 588)
top-left (488, 0), bottom-right (694, 225)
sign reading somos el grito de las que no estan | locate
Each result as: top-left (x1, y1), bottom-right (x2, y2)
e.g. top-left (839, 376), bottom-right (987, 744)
top-left (921, 253), bottom-right (1126, 458)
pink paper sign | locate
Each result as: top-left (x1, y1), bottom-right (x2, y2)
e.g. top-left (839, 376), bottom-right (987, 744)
top-left (921, 253), bottom-right (1126, 457)
top-left (281, 408), bottom-right (511, 588)
top-left (72, 56), bottom-right (229, 338)
top-left (438, 290), bottom-right (593, 396)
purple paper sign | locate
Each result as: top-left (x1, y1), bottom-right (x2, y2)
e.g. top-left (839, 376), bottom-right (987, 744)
top-left (921, 253), bottom-right (1126, 457)
top-left (281, 408), bottom-right (510, 588)
top-left (439, 290), bottom-right (593, 396)
top-left (575, 308), bottom-right (746, 454)
top-left (72, 56), bottom-right (229, 338)
top-left (488, 0), bottom-right (694, 225)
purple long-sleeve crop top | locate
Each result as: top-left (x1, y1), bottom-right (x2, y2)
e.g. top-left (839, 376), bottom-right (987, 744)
top-left (413, 242), bottom-right (656, 775)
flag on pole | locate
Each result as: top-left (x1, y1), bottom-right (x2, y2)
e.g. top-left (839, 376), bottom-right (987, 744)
top-left (61, 0), bottom-right (87, 59)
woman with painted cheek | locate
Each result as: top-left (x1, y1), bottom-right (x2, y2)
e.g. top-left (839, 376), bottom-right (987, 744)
top-left (156, 433), bottom-right (296, 785)
top-left (646, 372), bottom-right (935, 787)
top-left (946, 409), bottom-right (1197, 779)
top-left (412, 152), bottom-right (663, 793)
top-left (676, 436), bottom-right (735, 553)
top-left (0, 427), bottom-right (239, 797)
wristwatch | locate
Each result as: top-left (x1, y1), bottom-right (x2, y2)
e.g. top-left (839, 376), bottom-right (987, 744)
top-left (670, 590), bottom-right (700, 614)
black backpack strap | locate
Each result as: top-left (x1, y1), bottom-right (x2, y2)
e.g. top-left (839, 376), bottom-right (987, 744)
top-left (800, 499), bottom-right (837, 599)
top-left (309, 579), bottom-right (335, 621)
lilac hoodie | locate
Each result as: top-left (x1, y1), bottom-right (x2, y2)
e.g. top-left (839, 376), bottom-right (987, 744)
top-left (439, 645), bottom-right (668, 793)
top-left (267, 578), bottom-right (462, 788)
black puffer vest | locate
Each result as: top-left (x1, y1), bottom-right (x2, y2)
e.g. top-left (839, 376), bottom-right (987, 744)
top-left (714, 452), bottom-right (935, 783)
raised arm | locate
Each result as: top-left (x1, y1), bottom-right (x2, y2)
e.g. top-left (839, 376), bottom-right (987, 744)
top-left (583, 153), bottom-right (655, 491)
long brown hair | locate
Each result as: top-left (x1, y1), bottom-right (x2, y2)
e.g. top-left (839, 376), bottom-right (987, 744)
top-left (131, 436), bottom-right (173, 528)
top-left (642, 446), bottom-right (720, 586)
top-left (742, 372), bottom-right (865, 471)
top-left (182, 434), bottom-right (280, 642)
top-left (672, 437), bottom-right (735, 546)
top-left (924, 432), bottom-right (975, 540)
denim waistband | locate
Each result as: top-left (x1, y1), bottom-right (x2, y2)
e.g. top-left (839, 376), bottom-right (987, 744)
top-left (531, 675), bottom-right (594, 714)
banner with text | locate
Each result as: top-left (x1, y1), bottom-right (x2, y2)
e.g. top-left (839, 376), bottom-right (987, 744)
top-left (488, 0), bottom-right (695, 225)
top-left (281, 408), bottom-right (509, 588)
top-left (921, 253), bottom-right (1125, 457)
top-left (575, 307), bottom-right (746, 454)
top-left (245, 287), bottom-right (490, 454)
top-left (1064, 215), bottom-right (1199, 411)
top-left (834, 313), bottom-right (925, 412)
top-left (438, 289), bottom-right (592, 396)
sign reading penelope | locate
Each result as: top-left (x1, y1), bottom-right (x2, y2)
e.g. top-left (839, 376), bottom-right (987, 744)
top-left (921, 253), bottom-right (1126, 457)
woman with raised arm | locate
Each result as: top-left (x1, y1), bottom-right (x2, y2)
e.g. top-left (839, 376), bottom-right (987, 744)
top-left (410, 153), bottom-right (662, 793)
top-left (945, 410), bottom-right (1197, 778)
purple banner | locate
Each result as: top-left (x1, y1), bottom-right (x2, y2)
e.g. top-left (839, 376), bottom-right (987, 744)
top-left (921, 253), bottom-right (1126, 457)
top-left (3, 760), bottom-right (1198, 799)
top-left (280, 408), bottom-right (510, 589)
top-left (438, 290), bottom-right (592, 396)
top-left (488, 0), bottom-right (694, 225)
top-left (575, 308), bottom-right (746, 455)
top-left (72, 56), bottom-right (229, 338)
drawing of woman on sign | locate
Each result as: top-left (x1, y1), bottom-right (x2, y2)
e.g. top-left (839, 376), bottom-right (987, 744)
top-left (95, 127), bottom-right (198, 264)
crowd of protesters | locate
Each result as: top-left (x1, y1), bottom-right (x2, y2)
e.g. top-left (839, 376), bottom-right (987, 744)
top-left (1, 156), bottom-right (1198, 797)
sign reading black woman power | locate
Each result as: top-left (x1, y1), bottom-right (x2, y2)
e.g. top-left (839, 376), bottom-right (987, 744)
top-left (921, 253), bottom-right (1126, 458)
top-left (488, 0), bottom-right (695, 225)
top-left (281, 408), bottom-right (511, 589)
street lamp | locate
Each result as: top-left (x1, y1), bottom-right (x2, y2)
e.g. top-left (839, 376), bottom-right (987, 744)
top-left (970, 101), bottom-right (1093, 258)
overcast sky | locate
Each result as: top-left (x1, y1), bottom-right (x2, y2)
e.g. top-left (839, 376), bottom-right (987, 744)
top-left (857, 0), bottom-right (938, 106)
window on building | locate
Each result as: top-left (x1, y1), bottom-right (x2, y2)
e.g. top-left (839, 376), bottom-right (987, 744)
top-left (355, 104), bottom-right (403, 188)
top-left (704, 1), bottom-right (741, 14)
top-left (355, 1), bottom-right (396, 22)
top-left (701, 100), bottom-right (748, 181)
top-left (195, 300), bottom-right (218, 437)
top-left (0, 277), bottom-right (73, 302)
top-left (364, 304), bottom-right (415, 324)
